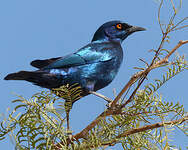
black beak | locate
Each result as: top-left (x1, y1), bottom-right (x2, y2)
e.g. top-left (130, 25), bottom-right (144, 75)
top-left (128, 26), bottom-right (146, 33)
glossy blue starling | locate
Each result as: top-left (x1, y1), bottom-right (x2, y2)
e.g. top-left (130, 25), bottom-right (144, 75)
top-left (4, 21), bottom-right (145, 103)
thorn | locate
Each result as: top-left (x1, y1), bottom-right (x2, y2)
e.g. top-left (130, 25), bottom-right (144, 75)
top-left (139, 58), bottom-right (149, 67)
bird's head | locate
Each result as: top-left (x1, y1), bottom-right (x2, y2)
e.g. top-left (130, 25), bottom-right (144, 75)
top-left (92, 21), bottom-right (146, 43)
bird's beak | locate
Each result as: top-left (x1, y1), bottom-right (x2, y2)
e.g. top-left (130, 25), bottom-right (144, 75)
top-left (128, 26), bottom-right (146, 33)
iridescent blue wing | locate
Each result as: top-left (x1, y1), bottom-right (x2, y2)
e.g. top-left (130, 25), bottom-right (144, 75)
top-left (41, 45), bottom-right (113, 69)
top-left (30, 57), bottom-right (61, 69)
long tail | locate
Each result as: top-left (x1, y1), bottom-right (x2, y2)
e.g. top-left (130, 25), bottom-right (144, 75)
top-left (4, 71), bottom-right (37, 81)
top-left (4, 71), bottom-right (60, 89)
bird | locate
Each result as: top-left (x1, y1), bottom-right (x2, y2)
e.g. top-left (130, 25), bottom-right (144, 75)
top-left (4, 21), bottom-right (145, 131)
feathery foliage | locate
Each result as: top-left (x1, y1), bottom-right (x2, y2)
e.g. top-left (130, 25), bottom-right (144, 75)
top-left (0, 84), bottom-right (83, 149)
top-left (52, 83), bottom-right (82, 111)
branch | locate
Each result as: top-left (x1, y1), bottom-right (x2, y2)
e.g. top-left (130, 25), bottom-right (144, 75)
top-left (81, 116), bottom-right (188, 149)
top-left (151, 40), bottom-right (188, 69)
top-left (117, 116), bottom-right (188, 138)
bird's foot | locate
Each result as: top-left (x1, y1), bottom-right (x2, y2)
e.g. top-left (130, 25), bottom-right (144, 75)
top-left (106, 101), bottom-right (113, 108)
top-left (106, 102), bottom-right (121, 112)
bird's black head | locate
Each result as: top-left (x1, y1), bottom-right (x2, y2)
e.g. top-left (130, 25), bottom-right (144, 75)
top-left (92, 21), bottom-right (146, 43)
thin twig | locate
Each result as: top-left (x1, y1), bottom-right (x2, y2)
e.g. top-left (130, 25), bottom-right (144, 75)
top-left (170, 0), bottom-right (176, 13)
top-left (110, 74), bottom-right (138, 107)
top-left (171, 25), bottom-right (188, 31)
top-left (158, 0), bottom-right (164, 34)
top-left (139, 58), bottom-right (149, 67)
top-left (151, 40), bottom-right (188, 69)
top-left (171, 17), bottom-right (188, 31)
top-left (121, 75), bottom-right (147, 108)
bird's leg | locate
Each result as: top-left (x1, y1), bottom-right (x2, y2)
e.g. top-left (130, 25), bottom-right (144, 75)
top-left (86, 81), bottom-right (113, 105)
top-left (89, 91), bottom-right (112, 103)
top-left (89, 91), bottom-right (119, 108)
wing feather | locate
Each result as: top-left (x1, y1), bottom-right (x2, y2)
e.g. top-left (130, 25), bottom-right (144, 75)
top-left (31, 43), bottom-right (114, 70)
top-left (31, 57), bottom-right (61, 69)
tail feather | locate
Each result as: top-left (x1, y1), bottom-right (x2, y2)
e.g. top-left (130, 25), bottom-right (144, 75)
top-left (4, 71), bottom-right (34, 80)
top-left (4, 71), bottom-right (61, 89)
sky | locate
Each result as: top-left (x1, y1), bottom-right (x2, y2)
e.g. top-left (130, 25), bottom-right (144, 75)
top-left (0, 0), bottom-right (187, 149)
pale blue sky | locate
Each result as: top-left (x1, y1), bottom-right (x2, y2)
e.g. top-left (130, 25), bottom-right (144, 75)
top-left (0, 0), bottom-right (187, 149)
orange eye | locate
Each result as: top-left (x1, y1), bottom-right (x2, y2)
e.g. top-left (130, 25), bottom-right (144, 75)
top-left (116, 24), bottom-right (122, 30)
